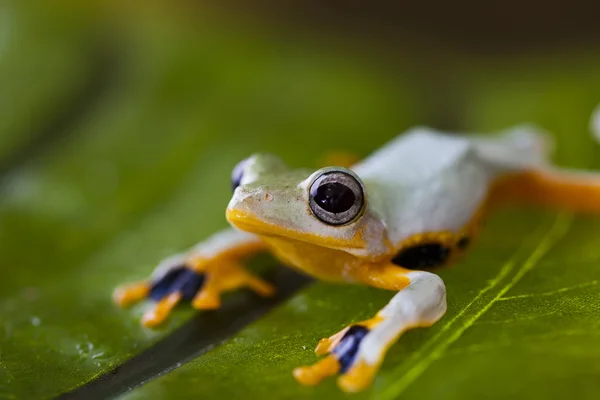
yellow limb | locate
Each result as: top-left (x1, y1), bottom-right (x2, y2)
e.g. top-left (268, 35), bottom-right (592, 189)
top-left (185, 240), bottom-right (266, 273)
top-left (352, 263), bottom-right (412, 291)
top-left (191, 261), bottom-right (275, 310)
top-left (491, 169), bottom-right (600, 213)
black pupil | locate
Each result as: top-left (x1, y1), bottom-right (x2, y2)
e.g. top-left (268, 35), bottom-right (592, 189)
top-left (313, 182), bottom-right (356, 213)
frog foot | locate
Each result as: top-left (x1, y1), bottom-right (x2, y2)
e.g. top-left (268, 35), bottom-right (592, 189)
top-left (293, 322), bottom-right (381, 392)
top-left (113, 261), bottom-right (274, 328)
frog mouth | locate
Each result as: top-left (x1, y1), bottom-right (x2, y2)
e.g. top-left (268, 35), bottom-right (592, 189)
top-left (225, 208), bottom-right (366, 251)
top-left (225, 208), bottom-right (282, 237)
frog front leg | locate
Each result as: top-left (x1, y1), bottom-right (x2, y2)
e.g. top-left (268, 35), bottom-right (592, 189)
top-left (113, 229), bottom-right (274, 327)
top-left (294, 264), bottom-right (446, 392)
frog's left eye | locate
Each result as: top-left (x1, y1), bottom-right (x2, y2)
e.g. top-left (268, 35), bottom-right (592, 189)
top-left (309, 170), bottom-right (365, 226)
top-left (231, 159), bottom-right (248, 192)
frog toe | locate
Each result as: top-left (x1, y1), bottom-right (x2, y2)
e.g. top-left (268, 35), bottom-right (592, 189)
top-left (293, 356), bottom-right (340, 386)
top-left (336, 359), bottom-right (378, 393)
top-left (141, 292), bottom-right (182, 327)
top-left (113, 281), bottom-right (150, 307)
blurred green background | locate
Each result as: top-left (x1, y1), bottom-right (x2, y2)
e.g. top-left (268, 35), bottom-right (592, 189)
top-left (1, 1), bottom-right (600, 399)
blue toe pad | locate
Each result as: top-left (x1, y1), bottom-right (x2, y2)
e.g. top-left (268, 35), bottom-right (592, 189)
top-left (332, 325), bottom-right (370, 373)
top-left (149, 266), bottom-right (205, 302)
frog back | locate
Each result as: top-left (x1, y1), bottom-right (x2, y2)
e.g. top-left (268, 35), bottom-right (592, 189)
top-left (352, 127), bottom-right (550, 247)
top-left (352, 129), bottom-right (493, 246)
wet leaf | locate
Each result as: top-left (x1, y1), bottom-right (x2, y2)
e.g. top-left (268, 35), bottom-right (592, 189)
top-left (2, 3), bottom-right (600, 400)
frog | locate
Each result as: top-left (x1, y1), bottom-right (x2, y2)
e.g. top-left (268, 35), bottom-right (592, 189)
top-left (114, 115), bottom-right (600, 392)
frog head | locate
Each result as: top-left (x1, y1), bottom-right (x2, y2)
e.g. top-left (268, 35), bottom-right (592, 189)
top-left (225, 154), bottom-right (390, 259)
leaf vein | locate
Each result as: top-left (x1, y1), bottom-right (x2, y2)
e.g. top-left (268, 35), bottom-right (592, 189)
top-left (377, 213), bottom-right (573, 400)
top-left (498, 280), bottom-right (599, 301)
top-left (474, 309), bottom-right (560, 325)
top-left (442, 329), bottom-right (600, 358)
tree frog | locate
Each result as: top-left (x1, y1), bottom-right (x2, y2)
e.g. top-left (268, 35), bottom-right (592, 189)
top-left (114, 114), bottom-right (600, 392)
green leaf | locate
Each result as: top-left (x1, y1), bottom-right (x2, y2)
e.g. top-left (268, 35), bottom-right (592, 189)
top-left (123, 62), bottom-right (600, 399)
top-left (0, 4), bottom-right (99, 168)
top-left (2, 3), bottom-right (600, 399)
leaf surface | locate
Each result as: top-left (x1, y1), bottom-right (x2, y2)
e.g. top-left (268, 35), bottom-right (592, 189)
top-left (1, 3), bottom-right (600, 400)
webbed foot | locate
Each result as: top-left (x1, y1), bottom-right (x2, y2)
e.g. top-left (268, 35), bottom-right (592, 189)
top-left (293, 319), bottom-right (381, 392)
top-left (113, 261), bottom-right (274, 328)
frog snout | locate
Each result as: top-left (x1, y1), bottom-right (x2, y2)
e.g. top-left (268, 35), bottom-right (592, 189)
top-left (228, 188), bottom-right (274, 212)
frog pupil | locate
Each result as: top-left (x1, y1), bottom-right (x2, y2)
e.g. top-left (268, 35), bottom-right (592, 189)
top-left (313, 182), bottom-right (356, 213)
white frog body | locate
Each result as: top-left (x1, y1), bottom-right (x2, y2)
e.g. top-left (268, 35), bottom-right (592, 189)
top-left (352, 126), bottom-right (549, 247)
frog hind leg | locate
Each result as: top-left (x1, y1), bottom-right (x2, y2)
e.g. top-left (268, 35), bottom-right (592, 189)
top-left (491, 168), bottom-right (600, 214)
top-left (293, 265), bottom-right (446, 392)
top-left (478, 111), bottom-right (600, 214)
top-left (318, 151), bottom-right (361, 169)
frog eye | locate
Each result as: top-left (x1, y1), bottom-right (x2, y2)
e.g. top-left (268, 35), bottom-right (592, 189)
top-left (231, 159), bottom-right (248, 191)
top-left (309, 170), bottom-right (365, 226)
